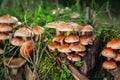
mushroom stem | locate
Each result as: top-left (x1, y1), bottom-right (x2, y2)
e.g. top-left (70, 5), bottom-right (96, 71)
top-left (23, 37), bottom-right (27, 41)
top-left (107, 57), bottom-right (111, 60)
top-left (2, 40), bottom-right (5, 45)
top-left (56, 29), bottom-right (60, 35)
top-left (66, 31), bottom-right (70, 36)
top-left (60, 41), bottom-right (64, 45)
top-left (35, 35), bottom-right (39, 42)
top-left (11, 68), bottom-right (18, 75)
top-left (65, 53), bottom-right (69, 56)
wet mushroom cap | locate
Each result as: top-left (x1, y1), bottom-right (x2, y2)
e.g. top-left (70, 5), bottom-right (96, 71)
top-left (102, 60), bottom-right (117, 69)
top-left (48, 42), bottom-right (60, 51)
top-left (79, 35), bottom-right (95, 45)
top-left (45, 21), bottom-right (65, 28)
top-left (11, 37), bottom-right (24, 46)
top-left (0, 23), bottom-right (12, 32)
top-left (69, 43), bottom-right (86, 52)
top-left (76, 52), bottom-right (86, 57)
top-left (80, 23), bottom-right (94, 32)
top-left (107, 38), bottom-right (120, 49)
top-left (14, 27), bottom-right (34, 37)
top-left (0, 33), bottom-right (9, 40)
top-left (65, 34), bottom-right (79, 43)
top-left (4, 57), bottom-right (26, 68)
top-left (0, 14), bottom-right (18, 23)
top-left (70, 13), bottom-right (80, 19)
top-left (101, 47), bottom-right (116, 58)
top-left (57, 22), bottom-right (74, 31)
top-left (52, 35), bottom-right (65, 43)
top-left (32, 26), bottom-right (44, 35)
top-left (67, 54), bottom-right (81, 61)
top-left (57, 43), bottom-right (71, 53)
top-left (67, 22), bottom-right (80, 31)
top-left (114, 52), bottom-right (120, 61)
top-left (20, 40), bottom-right (34, 59)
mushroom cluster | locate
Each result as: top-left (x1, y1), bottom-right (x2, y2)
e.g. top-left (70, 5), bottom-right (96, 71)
top-left (101, 38), bottom-right (120, 70)
top-left (0, 14), bottom-right (21, 54)
top-left (10, 25), bottom-right (44, 60)
top-left (0, 14), bottom-right (45, 79)
top-left (47, 21), bottom-right (96, 62)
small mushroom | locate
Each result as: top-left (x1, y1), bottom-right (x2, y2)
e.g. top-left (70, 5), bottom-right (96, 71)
top-left (20, 40), bottom-right (35, 60)
top-left (0, 33), bottom-right (9, 44)
top-left (4, 57), bottom-right (26, 75)
top-left (79, 23), bottom-right (94, 36)
top-left (52, 34), bottom-right (65, 45)
top-left (69, 43), bottom-right (86, 52)
top-left (32, 26), bottom-right (44, 41)
top-left (101, 47), bottom-right (116, 60)
top-left (102, 60), bottom-right (117, 70)
top-left (0, 14), bottom-right (18, 23)
top-left (45, 21), bottom-right (65, 35)
top-left (70, 12), bottom-right (80, 19)
top-left (65, 34), bottom-right (79, 43)
top-left (14, 27), bottom-right (34, 41)
top-left (48, 42), bottom-right (60, 52)
top-left (114, 52), bottom-right (120, 61)
top-left (76, 52), bottom-right (86, 57)
top-left (11, 37), bottom-right (25, 46)
top-left (79, 35), bottom-right (96, 45)
top-left (67, 54), bottom-right (81, 62)
top-left (107, 38), bottom-right (120, 49)
top-left (57, 43), bottom-right (72, 55)
top-left (57, 22), bottom-right (75, 35)
top-left (0, 23), bottom-right (12, 32)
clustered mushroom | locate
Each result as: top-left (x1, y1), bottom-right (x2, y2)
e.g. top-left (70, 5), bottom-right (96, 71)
top-left (12, 25), bottom-right (44, 60)
top-left (0, 14), bottom-right (21, 54)
top-left (101, 38), bottom-right (120, 70)
top-left (47, 21), bottom-right (96, 63)
top-left (0, 14), bottom-right (45, 79)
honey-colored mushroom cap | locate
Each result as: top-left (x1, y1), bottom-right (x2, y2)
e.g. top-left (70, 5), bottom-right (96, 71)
top-left (101, 47), bottom-right (116, 58)
top-left (32, 26), bottom-right (44, 35)
top-left (67, 54), bottom-right (81, 61)
top-left (65, 34), bottom-right (79, 43)
top-left (20, 40), bottom-right (34, 59)
top-left (0, 14), bottom-right (18, 23)
top-left (107, 38), bottom-right (120, 49)
top-left (102, 60), bottom-right (117, 69)
top-left (0, 23), bottom-right (12, 32)
top-left (14, 27), bottom-right (34, 37)
top-left (0, 33), bottom-right (9, 40)
top-left (11, 37), bottom-right (24, 46)
top-left (69, 43), bottom-right (86, 52)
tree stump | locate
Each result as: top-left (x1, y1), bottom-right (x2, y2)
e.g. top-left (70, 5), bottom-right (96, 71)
top-left (49, 35), bottom-right (103, 80)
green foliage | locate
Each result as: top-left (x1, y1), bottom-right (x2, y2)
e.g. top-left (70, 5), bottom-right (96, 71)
top-left (0, 66), bottom-right (5, 79)
top-left (63, 64), bottom-right (71, 74)
top-left (53, 49), bottom-right (59, 56)
top-left (75, 61), bottom-right (82, 67)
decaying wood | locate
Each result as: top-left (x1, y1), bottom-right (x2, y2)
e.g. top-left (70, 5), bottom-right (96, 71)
top-left (24, 64), bottom-right (34, 80)
top-left (108, 66), bottom-right (120, 80)
top-left (49, 35), bottom-right (103, 80)
top-left (49, 52), bottom-right (89, 80)
top-left (68, 64), bottom-right (89, 80)
top-left (80, 36), bottom-right (103, 75)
